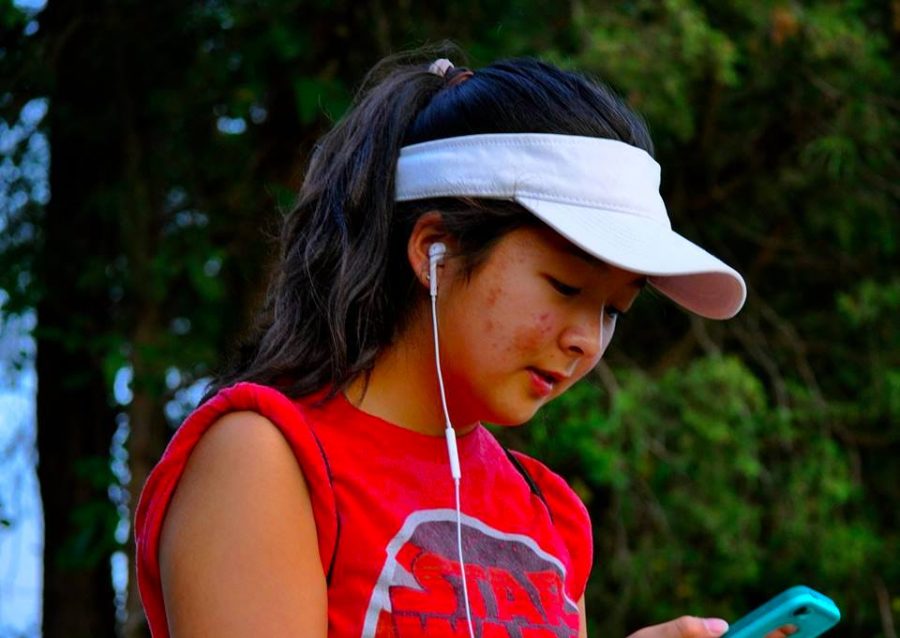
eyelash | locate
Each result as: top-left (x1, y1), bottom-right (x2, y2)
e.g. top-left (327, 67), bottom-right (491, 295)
top-left (548, 277), bottom-right (624, 319)
top-left (548, 277), bottom-right (581, 297)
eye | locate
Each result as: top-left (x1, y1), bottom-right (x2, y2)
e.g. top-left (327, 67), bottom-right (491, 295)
top-left (547, 276), bottom-right (581, 297)
top-left (605, 306), bottom-right (623, 320)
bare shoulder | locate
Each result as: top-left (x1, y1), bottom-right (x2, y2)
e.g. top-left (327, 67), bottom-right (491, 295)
top-left (159, 411), bottom-right (327, 638)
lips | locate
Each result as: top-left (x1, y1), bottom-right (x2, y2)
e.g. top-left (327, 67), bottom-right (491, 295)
top-left (530, 367), bottom-right (561, 384)
top-left (527, 367), bottom-right (567, 397)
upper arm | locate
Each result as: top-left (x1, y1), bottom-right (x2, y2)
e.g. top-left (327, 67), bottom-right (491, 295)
top-left (158, 411), bottom-right (327, 638)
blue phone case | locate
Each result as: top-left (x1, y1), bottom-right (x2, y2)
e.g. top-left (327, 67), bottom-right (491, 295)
top-left (722, 586), bottom-right (841, 638)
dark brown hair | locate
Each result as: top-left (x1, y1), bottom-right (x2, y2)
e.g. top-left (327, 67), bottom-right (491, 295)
top-left (206, 51), bottom-right (653, 401)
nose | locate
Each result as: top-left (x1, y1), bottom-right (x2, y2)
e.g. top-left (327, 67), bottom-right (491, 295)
top-left (559, 311), bottom-right (605, 361)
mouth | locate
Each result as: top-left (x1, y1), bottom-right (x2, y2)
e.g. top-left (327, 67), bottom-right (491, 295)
top-left (529, 367), bottom-right (560, 383)
top-left (526, 367), bottom-right (566, 396)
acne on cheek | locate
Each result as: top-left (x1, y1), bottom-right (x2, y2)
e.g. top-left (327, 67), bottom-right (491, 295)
top-left (480, 289), bottom-right (502, 334)
top-left (511, 312), bottom-right (554, 352)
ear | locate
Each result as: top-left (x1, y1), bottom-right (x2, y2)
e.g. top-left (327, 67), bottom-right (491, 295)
top-left (407, 212), bottom-right (454, 289)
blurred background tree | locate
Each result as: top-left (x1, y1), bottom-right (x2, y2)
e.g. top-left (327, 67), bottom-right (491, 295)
top-left (0, 0), bottom-right (897, 637)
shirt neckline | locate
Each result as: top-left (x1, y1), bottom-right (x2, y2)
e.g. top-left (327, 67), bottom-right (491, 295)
top-left (324, 388), bottom-right (484, 444)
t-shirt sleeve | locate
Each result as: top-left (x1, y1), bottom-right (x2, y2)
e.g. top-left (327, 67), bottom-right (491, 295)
top-left (509, 451), bottom-right (594, 602)
top-left (133, 382), bottom-right (337, 638)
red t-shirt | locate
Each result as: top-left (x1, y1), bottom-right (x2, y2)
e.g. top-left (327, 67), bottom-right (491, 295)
top-left (135, 382), bottom-right (593, 637)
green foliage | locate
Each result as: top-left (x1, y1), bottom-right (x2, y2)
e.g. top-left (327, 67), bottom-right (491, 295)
top-left (55, 456), bottom-right (120, 570)
top-left (570, 0), bottom-right (741, 142)
top-left (517, 355), bottom-right (884, 634)
top-left (293, 76), bottom-right (350, 124)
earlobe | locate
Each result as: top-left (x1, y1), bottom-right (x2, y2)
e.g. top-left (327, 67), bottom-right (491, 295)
top-left (417, 263), bottom-right (431, 288)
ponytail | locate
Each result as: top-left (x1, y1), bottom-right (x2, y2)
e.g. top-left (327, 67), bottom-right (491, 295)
top-left (208, 55), bottom-right (451, 399)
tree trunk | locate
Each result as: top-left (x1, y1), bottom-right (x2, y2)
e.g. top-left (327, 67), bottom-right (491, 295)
top-left (122, 313), bottom-right (168, 638)
top-left (36, 1), bottom-right (127, 635)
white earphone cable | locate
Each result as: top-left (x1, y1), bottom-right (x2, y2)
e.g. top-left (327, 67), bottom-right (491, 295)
top-left (429, 247), bottom-right (475, 638)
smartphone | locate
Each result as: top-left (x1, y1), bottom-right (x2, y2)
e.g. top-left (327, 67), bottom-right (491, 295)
top-left (722, 586), bottom-right (841, 638)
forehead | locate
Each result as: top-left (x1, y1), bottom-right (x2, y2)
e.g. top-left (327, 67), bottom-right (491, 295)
top-left (508, 224), bottom-right (645, 283)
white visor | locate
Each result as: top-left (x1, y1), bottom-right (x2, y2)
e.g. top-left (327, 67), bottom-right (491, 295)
top-left (395, 133), bottom-right (746, 319)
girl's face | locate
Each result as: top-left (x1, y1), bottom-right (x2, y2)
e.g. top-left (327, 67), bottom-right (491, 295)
top-left (436, 224), bottom-right (645, 427)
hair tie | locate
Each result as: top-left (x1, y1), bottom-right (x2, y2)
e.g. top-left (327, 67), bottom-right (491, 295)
top-left (428, 58), bottom-right (454, 77)
top-left (428, 58), bottom-right (475, 88)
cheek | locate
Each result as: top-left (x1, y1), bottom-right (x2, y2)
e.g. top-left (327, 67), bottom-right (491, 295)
top-left (511, 312), bottom-right (556, 353)
top-left (480, 286), bottom-right (503, 334)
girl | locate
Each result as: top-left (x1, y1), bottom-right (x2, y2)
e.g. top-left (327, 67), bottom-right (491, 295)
top-left (135, 54), bottom-right (774, 638)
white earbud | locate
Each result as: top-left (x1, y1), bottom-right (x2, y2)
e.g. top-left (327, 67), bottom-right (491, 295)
top-left (429, 241), bottom-right (447, 262)
top-left (428, 242), bottom-right (447, 297)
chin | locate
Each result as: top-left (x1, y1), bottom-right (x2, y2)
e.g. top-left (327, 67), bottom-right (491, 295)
top-left (481, 402), bottom-right (543, 427)
top-left (449, 385), bottom-right (545, 427)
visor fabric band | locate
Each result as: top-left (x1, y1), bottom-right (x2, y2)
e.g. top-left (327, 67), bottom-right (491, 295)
top-left (395, 133), bottom-right (746, 319)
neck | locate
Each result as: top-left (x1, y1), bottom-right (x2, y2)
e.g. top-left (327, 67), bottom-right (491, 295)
top-left (345, 313), bottom-right (478, 437)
